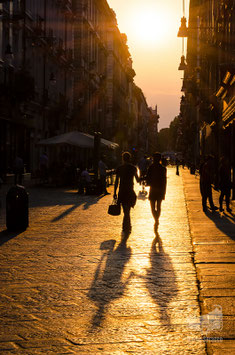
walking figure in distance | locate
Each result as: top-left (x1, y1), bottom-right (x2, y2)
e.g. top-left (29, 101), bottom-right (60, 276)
top-left (199, 155), bottom-right (218, 213)
top-left (219, 156), bottom-right (232, 213)
top-left (138, 155), bottom-right (149, 180)
top-left (114, 152), bottom-right (140, 236)
top-left (98, 155), bottom-right (109, 195)
top-left (146, 152), bottom-right (167, 229)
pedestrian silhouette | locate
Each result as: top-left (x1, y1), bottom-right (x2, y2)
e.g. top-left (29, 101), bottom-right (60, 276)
top-left (114, 152), bottom-right (140, 237)
top-left (138, 154), bottom-right (149, 180)
top-left (146, 152), bottom-right (167, 228)
top-left (199, 155), bottom-right (218, 212)
top-left (98, 155), bottom-right (109, 195)
top-left (161, 157), bottom-right (167, 167)
top-left (219, 156), bottom-right (232, 213)
top-left (176, 158), bottom-right (180, 176)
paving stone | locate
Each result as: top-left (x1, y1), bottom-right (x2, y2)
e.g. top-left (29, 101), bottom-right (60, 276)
top-left (182, 168), bottom-right (235, 351)
top-left (0, 168), bottom-right (214, 353)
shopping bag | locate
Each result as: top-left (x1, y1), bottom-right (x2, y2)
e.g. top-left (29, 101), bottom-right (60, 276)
top-left (108, 199), bottom-right (121, 216)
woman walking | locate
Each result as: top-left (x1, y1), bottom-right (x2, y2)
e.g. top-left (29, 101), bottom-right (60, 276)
top-left (146, 152), bottom-right (167, 229)
top-left (114, 152), bottom-right (140, 236)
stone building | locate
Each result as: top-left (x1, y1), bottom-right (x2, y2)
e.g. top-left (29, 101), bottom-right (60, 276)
top-left (72, 0), bottom-right (137, 151)
top-left (180, 0), bottom-right (235, 194)
top-left (0, 0), bottom-right (74, 174)
top-left (0, 0), bottom-right (157, 177)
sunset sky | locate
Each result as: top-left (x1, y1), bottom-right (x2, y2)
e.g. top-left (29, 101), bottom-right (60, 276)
top-left (107, 0), bottom-right (189, 129)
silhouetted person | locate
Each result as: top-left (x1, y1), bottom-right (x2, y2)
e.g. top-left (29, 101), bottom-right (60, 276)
top-left (138, 155), bottom-right (149, 180)
top-left (98, 155), bottom-right (109, 194)
top-left (146, 152), bottom-right (167, 229)
top-left (199, 155), bottom-right (218, 212)
top-left (161, 157), bottom-right (167, 167)
top-left (13, 156), bottom-right (24, 185)
top-left (114, 151), bottom-right (140, 236)
top-left (79, 166), bottom-right (91, 195)
top-left (176, 158), bottom-right (179, 176)
top-left (219, 156), bottom-right (232, 213)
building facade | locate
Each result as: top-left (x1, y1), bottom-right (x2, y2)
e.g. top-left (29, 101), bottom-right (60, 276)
top-left (0, 0), bottom-right (157, 177)
top-left (0, 0), bottom-right (74, 174)
top-left (180, 0), bottom-right (235, 195)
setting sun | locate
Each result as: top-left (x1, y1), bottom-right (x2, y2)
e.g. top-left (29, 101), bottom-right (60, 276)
top-left (129, 8), bottom-right (172, 46)
top-left (108, 0), bottom-right (186, 128)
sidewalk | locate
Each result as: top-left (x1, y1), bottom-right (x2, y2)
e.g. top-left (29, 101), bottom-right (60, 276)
top-left (181, 168), bottom-right (235, 354)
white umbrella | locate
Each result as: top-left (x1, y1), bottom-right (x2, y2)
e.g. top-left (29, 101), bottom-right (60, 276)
top-left (37, 131), bottom-right (119, 149)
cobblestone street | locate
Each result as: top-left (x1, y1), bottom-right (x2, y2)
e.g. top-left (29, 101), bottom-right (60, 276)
top-left (0, 167), bottom-right (215, 354)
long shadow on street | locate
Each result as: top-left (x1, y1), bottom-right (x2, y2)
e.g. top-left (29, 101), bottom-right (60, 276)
top-left (50, 194), bottom-right (104, 222)
top-left (143, 232), bottom-right (178, 327)
top-left (205, 210), bottom-right (235, 240)
top-left (87, 239), bottom-right (132, 331)
top-left (0, 229), bottom-right (23, 246)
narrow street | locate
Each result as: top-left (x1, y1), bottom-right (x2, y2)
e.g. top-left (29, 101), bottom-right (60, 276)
top-left (0, 168), bottom-right (207, 354)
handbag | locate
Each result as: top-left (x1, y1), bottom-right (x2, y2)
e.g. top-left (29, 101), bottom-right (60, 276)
top-left (108, 199), bottom-right (121, 216)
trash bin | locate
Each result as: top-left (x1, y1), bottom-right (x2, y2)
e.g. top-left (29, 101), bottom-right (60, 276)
top-left (6, 185), bottom-right (29, 231)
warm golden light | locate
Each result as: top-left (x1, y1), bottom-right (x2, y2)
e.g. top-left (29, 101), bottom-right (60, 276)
top-left (128, 7), bottom-right (175, 47)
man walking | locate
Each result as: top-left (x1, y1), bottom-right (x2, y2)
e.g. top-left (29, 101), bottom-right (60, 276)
top-left (114, 152), bottom-right (140, 236)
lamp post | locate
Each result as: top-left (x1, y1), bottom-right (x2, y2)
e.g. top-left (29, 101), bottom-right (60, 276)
top-left (93, 131), bottom-right (101, 183)
top-left (4, 44), bottom-right (14, 88)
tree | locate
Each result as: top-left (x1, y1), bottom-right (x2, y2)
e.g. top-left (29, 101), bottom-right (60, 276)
top-left (156, 128), bottom-right (170, 152)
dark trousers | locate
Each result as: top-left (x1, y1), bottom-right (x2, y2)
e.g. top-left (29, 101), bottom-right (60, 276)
top-left (122, 204), bottom-right (131, 232)
top-left (219, 188), bottom-right (231, 210)
top-left (200, 183), bottom-right (215, 210)
top-left (100, 175), bottom-right (107, 193)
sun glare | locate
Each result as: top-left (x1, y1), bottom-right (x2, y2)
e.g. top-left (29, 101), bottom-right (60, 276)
top-left (128, 7), bottom-right (175, 47)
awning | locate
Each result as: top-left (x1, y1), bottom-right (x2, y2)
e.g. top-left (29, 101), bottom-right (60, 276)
top-left (37, 131), bottom-right (119, 149)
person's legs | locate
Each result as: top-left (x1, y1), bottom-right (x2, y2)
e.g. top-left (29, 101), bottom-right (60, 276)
top-left (225, 189), bottom-right (232, 212)
top-left (202, 193), bottom-right (207, 211)
top-left (150, 200), bottom-right (157, 220)
top-left (150, 199), bottom-right (162, 220)
top-left (219, 191), bottom-right (225, 211)
top-left (156, 199), bottom-right (162, 218)
top-left (101, 175), bottom-right (107, 193)
top-left (208, 185), bottom-right (218, 210)
top-left (122, 204), bottom-right (131, 233)
top-left (201, 183), bottom-right (207, 211)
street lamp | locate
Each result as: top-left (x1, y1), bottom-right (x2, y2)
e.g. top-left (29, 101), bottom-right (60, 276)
top-left (93, 131), bottom-right (101, 186)
top-left (178, 55), bottom-right (187, 70)
top-left (177, 17), bottom-right (188, 37)
top-left (4, 44), bottom-right (14, 89)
